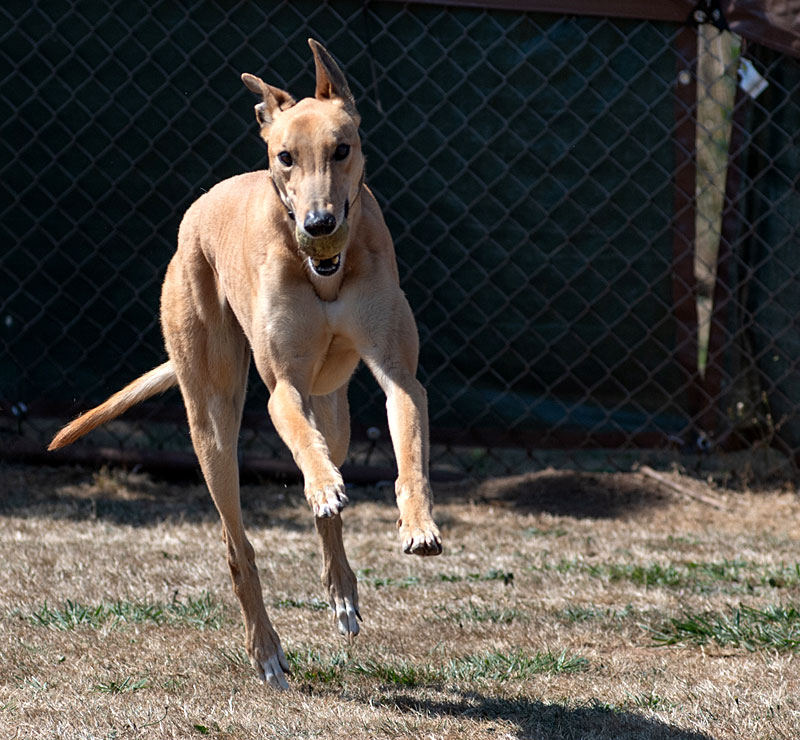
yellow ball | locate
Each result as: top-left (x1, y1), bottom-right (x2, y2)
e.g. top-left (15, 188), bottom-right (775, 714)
top-left (295, 220), bottom-right (349, 260)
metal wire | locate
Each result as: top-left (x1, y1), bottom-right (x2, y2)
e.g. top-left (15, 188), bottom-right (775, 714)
top-left (1, 2), bottom-right (798, 480)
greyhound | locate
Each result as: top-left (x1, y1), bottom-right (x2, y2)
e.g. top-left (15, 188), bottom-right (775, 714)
top-left (49, 39), bottom-right (442, 689)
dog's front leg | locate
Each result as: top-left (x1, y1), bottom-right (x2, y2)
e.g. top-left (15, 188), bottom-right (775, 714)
top-left (384, 373), bottom-right (442, 556)
top-left (268, 380), bottom-right (349, 518)
top-left (364, 344), bottom-right (442, 556)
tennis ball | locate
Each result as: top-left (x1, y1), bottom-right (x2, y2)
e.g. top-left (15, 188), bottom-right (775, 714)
top-left (295, 220), bottom-right (349, 260)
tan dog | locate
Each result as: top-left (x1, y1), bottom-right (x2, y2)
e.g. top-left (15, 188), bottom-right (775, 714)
top-left (49, 39), bottom-right (442, 689)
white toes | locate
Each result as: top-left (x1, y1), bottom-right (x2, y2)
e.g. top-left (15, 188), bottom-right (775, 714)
top-left (261, 650), bottom-right (290, 690)
top-left (313, 485), bottom-right (349, 519)
top-left (401, 526), bottom-right (443, 556)
top-left (335, 594), bottom-right (360, 637)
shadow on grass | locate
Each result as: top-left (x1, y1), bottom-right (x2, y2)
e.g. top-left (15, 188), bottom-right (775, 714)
top-left (0, 464), bottom-right (309, 529)
top-left (2, 463), bottom-right (670, 527)
top-left (436, 470), bottom-right (671, 519)
top-left (385, 691), bottom-right (715, 740)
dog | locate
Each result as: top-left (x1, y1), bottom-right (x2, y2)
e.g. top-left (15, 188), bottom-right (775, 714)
top-left (49, 39), bottom-right (442, 689)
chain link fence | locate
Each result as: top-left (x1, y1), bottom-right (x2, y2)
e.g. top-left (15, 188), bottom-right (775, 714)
top-left (2, 1), bottom-right (799, 482)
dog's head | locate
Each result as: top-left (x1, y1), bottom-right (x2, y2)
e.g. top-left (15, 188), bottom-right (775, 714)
top-left (242, 40), bottom-right (364, 278)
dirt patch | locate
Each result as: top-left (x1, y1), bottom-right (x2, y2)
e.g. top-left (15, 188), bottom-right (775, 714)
top-left (446, 469), bottom-right (672, 518)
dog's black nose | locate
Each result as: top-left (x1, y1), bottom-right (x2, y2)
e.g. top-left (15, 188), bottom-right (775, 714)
top-left (304, 211), bottom-right (337, 237)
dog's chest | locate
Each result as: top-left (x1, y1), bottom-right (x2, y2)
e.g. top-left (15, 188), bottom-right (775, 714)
top-left (311, 332), bottom-right (359, 396)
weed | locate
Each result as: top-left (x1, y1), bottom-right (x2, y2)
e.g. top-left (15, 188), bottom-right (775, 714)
top-left (29, 592), bottom-right (225, 631)
top-left (440, 604), bottom-right (525, 624)
top-left (351, 657), bottom-right (433, 687)
top-left (287, 648), bottom-right (349, 684)
top-left (218, 647), bottom-right (251, 668)
top-left (524, 526), bottom-right (568, 538)
top-left (95, 676), bottom-right (148, 694)
top-left (544, 559), bottom-right (800, 595)
top-left (446, 649), bottom-right (589, 681)
top-left (646, 603), bottom-right (800, 651)
top-left (627, 691), bottom-right (671, 710)
top-left (274, 597), bottom-right (328, 611)
top-left (559, 604), bottom-right (636, 623)
top-left (437, 569), bottom-right (514, 585)
top-left (193, 724), bottom-right (220, 735)
top-left (282, 648), bottom-right (588, 688)
top-left (167, 592), bottom-right (225, 629)
top-left (23, 677), bottom-right (50, 692)
top-left (357, 570), bottom-right (421, 589)
top-left (607, 563), bottom-right (684, 588)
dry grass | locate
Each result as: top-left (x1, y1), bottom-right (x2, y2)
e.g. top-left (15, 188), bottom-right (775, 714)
top-left (2, 462), bottom-right (800, 739)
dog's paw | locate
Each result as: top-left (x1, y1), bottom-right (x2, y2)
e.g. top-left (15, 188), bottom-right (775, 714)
top-left (331, 590), bottom-right (361, 639)
top-left (308, 483), bottom-right (349, 519)
top-left (398, 518), bottom-right (442, 556)
top-left (251, 638), bottom-right (291, 690)
top-left (325, 570), bottom-right (361, 639)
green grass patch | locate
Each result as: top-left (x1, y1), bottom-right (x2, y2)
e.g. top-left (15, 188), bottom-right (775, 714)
top-left (524, 526), bottom-right (568, 538)
top-left (286, 648), bottom-right (588, 687)
top-left (546, 559), bottom-right (800, 594)
top-left (646, 603), bottom-right (800, 651)
top-left (356, 569), bottom-right (420, 589)
top-left (437, 569), bottom-right (515, 586)
top-left (30, 592), bottom-right (225, 631)
top-left (444, 649), bottom-right (589, 680)
top-left (351, 657), bottom-right (435, 687)
top-left (559, 604), bottom-right (637, 623)
top-left (440, 604), bottom-right (526, 624)
top-left (274, 597), bottom-right (329, 611)
top-left (94, 676), bottom-right (148, 694)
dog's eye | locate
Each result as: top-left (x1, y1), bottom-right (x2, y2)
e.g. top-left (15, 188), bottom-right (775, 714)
top-left (333, 143), bottom-right (350, 161)
top-left (277, 151), bottom-right (293, 167)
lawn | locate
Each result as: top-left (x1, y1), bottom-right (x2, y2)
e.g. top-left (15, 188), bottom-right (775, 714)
top-left (1, 463), bottom-right (799, 738)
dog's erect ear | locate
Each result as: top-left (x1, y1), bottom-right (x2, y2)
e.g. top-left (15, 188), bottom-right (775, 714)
top-left (308, 39), bottom-right (360, 126)
top-left (241, 73), bottom-right (296, 130)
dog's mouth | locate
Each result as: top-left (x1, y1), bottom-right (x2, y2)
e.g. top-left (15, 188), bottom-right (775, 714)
top-left (297, 219), bottom-right (349, 278)
top-left (309, 253), bottom-right (342, 277)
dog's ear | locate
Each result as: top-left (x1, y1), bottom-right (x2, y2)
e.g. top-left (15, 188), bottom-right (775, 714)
top-left (308, 39), bottom-right (360, 126)
top-left (241, 73), bottom-right (296, 130)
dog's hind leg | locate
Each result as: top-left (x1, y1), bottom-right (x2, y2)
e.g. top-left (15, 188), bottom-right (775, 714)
top-left (161, 253), bottom-right (290, 689)
top-left (315, 515), bottom-right (360, 637)
top-left (310, 388), bottom-right (361, 638)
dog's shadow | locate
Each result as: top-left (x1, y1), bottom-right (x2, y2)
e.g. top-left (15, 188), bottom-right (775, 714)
top-left (377, 690), bottom-right (714, 740)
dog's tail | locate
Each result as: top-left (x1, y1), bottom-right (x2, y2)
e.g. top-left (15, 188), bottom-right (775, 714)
top-left (48, 361), bottom-right (178, 450)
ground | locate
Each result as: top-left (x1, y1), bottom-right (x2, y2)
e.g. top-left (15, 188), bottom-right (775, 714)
top-left (1, 462), bottom-right (799, 739)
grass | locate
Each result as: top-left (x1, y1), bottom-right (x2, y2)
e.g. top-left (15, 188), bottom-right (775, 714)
top-left (274, 597), bottom-right (329, 611)
top-left (95, 676), bottom-right (149, 694)
top-left (545, 557), bottom-right (800, 595)
top-left (439, 603), bottom-right (526, 624)
top-left (29, 591), bottom-right (225, 630)
top-left (3, 463), bottom-right (800, 739)
top-left (647, 603), bottom-right (800, 651)
top-left (287, 648), bottom-right (588, 687)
